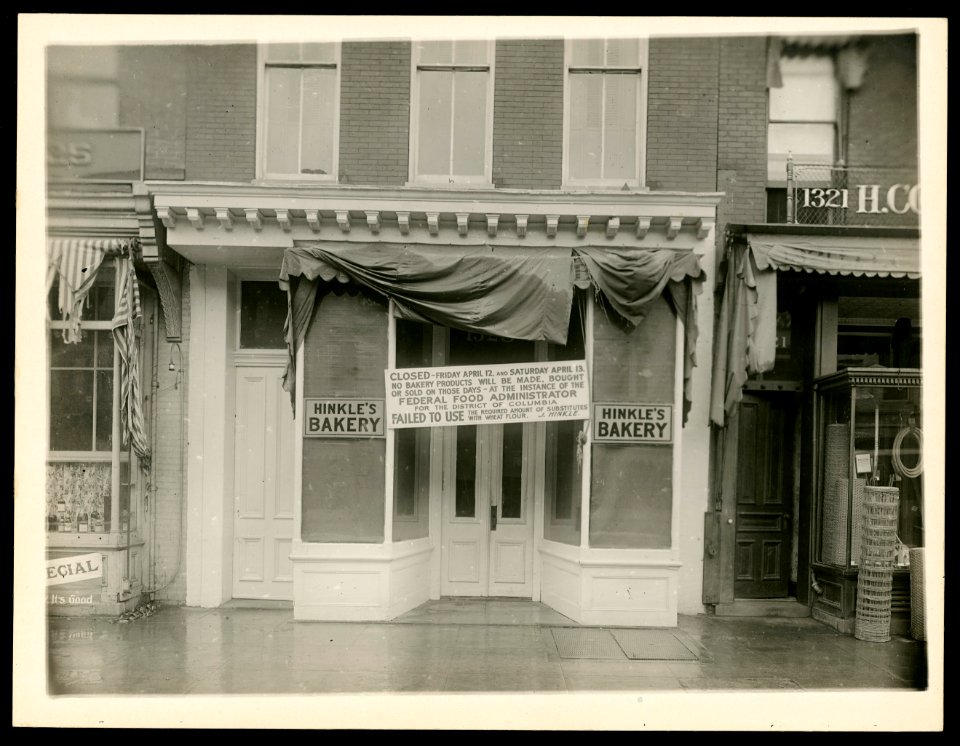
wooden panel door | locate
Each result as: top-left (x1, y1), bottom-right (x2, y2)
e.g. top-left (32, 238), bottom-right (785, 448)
top-left (233, 364), bottom-right (294, 600)
top-left (734, 395), bottom-right (793, 598)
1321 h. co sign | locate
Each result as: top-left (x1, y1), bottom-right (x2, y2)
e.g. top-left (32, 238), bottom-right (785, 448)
top-left (798, 183), bottom-right (920, 215)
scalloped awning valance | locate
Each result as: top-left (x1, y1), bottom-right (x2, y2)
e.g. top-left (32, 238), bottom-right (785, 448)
top-left (279, 243), bottom-right (704, 423)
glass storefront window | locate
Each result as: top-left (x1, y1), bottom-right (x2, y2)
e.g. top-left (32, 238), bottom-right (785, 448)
top-left (815, 369), bottom-right (923, 568)
top-left (393, 319), bottom-right (433, 541)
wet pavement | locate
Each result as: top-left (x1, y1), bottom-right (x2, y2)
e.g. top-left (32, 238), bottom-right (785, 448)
top-left (45, 598), bottom-right (928, 695)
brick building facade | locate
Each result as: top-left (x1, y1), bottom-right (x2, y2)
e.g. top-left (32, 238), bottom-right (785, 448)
top-left (39, 29), bottom-right (926, 631)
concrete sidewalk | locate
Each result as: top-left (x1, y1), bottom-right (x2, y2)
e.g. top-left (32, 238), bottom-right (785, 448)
top-left (46, 598), bottom-right (927, 695)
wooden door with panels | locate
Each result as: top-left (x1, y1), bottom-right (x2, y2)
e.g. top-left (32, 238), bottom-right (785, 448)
top-left (734, 394), bottom-right (795, 598)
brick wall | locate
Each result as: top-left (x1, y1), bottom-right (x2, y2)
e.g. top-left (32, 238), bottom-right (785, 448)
top-left (118, 46), bottom-right (187, 180)
top-left (646, 37), bottom-right (720, 192)
top-left (716, 36), bottom-right (769, 229)
top-left (492, 39), bottom-right (564, 189)
top-left (185, 45), bottom-right (256, 181)
top-left (847, 35), bottom-right (918, 168)
top-left (149, 268), bottom-right (190, 604)
top-left (338, 42), bottom-right (411, 185)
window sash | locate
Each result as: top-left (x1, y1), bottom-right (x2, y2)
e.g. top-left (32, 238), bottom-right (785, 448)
top-left (564, 38), bottom-right (647, 187)
top-left (259, 44), bottom-right (340, 180)
top-left (411, 40), bottom-right (494, 184)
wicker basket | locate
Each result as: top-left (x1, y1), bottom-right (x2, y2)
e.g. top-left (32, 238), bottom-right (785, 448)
top-left (909, 547), bottom-right (926, 641)
top-left (854, 487), bottom-right (901, 643)
top-left (821, 424), bottom-right (850, 564)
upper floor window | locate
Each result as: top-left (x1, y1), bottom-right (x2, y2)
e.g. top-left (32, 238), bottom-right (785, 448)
top-left (564, 38), bottom-right (648, 189)
top-left (259, 42), bottom-right (340, 180)
top-left (768, 54), bottom-right (839, 185)
top-left (410, 40), bottom-right (494, 185)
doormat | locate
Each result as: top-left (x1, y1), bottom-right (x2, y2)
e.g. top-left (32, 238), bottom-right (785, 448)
top-left (551, 628), bottom-right (625, 659)
top-left (610, 629), bottom-right (700, 661)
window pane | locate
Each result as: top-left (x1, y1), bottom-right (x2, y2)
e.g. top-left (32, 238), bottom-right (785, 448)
top-left (770, 57), bottom-right (838, 122)
top-left (300, 68), bottom-right (336, 175)
top-left (590, 444), bottom-right (672, 548)
top-left (417, 40), bottom-right (453, 65)
top-left (96, 330), bottom-right (114, 368)
top-left (264, 67), bottom-right (301, 175)
top-left (552, 420), bottom-right (580, 521)
top-left (92, 283), bottom-right (116, 321)
top-left (418, 70), bottom-right (453, 176)
top-left (452, 71), bottom-right (487, 176)
top-left (240, 281), bottom-right (288, 349)
top-left (50, 370), bottom-right (94, 451)
top-left (570, 39), bottom-right (604, 66)
top-left (95, 369), bottom-right (113, 451)
top-left (768, 122), bottom-right (836, 181)
top-left (455, 425), bottom-right (477, 518)
top-left (603, 73), bottom-right (638, 181)
top-left (606, 38), bottom-right (639, 66)
top-left (51, 332), bottom-right (94, 368)
top-left (454, 40), bottom-right (488, 65)
top-left (569, 73), bottom-right (603, 179)
top-left (394, 428), bottom-right (418, 517)
top-left (501, 423), bottom-right (523, 519)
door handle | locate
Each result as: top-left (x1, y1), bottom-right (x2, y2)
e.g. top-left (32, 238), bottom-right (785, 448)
top-left (490, 505), bottom-right (497, 531)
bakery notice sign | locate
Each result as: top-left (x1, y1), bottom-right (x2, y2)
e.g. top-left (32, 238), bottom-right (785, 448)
top-left (386, 360), bottom-right (589, 428)
top-left (303, 398), bottom-right (385, 438)
top-left (592, 403), bottom-right (672, 444)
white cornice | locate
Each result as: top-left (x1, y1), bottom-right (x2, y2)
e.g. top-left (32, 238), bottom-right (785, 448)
top-left (148, 181), bottom-right (724, 265)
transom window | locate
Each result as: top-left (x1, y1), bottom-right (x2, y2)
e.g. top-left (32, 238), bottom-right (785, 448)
top-left (768, 54), bottom-right (839, 185)
top-left (410, 40), bottom-right (494, 185)
top-left (259, 42), bottom-right (340, 180)
top-left (564, 38), bottom-right (648, 188)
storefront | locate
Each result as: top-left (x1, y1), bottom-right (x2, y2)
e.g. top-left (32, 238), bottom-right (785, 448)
top-left (707, 222), bottom-right (922, 634)
top-left (154, 183), bottom-right (720, 625)
top-left (44, 129), bottom-right (182, 615)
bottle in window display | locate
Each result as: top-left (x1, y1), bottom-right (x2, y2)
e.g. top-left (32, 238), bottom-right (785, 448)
top-left (56, 498), bottom-right (68, 532)
top-left (77, 510), bottom-right (89, 533)
top-left (91, 510), bottom-right (103, 533)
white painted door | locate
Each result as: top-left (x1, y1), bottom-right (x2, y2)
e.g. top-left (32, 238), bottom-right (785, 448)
top-left (233, 364), bottom-right (295, 600)
top-left (441, 423), bottom-right (535, 597)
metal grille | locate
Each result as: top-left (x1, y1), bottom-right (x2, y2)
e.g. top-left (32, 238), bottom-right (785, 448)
top-left (788, 163), bottom-right (919, 228)
top-left (551, 628), bottom-right (625, 659)
top-left (610, 629), bottom-right (700, 661)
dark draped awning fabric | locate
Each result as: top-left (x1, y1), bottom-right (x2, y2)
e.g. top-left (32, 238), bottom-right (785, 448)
top-left (279, 243), bottom-right (704, 423)
top-left (709, 232), bottom-right (921, 428)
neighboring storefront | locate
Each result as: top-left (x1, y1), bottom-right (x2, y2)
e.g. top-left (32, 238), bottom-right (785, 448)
top-left (707, 218), bottom-right (922, 634)
top-left (153, 183), bottom-right (720, 625)
top-left (44, 127), bottom-right (184, 616)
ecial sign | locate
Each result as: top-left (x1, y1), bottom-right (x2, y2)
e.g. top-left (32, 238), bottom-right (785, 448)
top-left (798, 183), bottom-right (920, 215)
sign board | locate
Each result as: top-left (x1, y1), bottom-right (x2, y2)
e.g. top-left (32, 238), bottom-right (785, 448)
top-left (46, 552), bottom-right (103, 586)
top-left (47, 128), bottom-right (145, 181)
top-left (796, 184), bottom-right (920, 216)
top-left (303, 398), bottom-right (385, 438)
top-left (592, 403), bottom-right (673, 444)
top-left (386, 360), bottom-right (589, 428)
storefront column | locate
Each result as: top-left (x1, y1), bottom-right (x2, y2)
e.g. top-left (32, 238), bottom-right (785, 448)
top-left (185, 265), bottom-right (235, 608)
top-left (677, 239), bottom-right (716, 615)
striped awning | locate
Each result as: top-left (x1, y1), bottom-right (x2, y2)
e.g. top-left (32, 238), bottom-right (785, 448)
top-left (745, 233), bottom-right (920, 279)
top-left (46, 236), bottom-right (151, 470)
